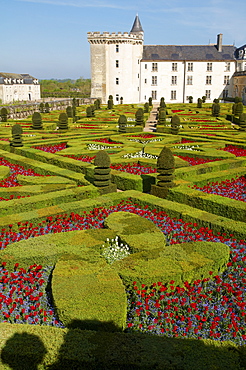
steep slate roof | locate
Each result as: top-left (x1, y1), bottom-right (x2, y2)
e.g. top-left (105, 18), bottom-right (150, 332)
top-left (0, 72), bottom-right (37, 84)
top-left (130, 14), bottom-right (143, 33)
top-left (142, 45), bottom-right (236, 61)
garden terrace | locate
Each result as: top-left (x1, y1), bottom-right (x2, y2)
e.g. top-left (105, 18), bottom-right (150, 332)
top-left (0, 102), bottom-right (245, 368)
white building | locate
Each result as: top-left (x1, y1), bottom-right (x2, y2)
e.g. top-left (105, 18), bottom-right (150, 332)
top-left (0, 72), bottom-right (40, 104)
top-left (88, 15), bottom-right (244, 104)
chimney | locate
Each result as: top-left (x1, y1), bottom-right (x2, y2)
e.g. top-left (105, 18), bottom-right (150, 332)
top-left (217, 33), bottom-right (223, 52)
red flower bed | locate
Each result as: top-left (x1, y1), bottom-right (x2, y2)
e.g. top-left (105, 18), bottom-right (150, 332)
top-left (220, 145), bottom-right (246, 157)
top-left (110, 163), bottom-right (156, 175)
top-left (177, 155), bottom-right (221, 166)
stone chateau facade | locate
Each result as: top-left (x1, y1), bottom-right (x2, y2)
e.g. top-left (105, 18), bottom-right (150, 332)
top-left (0, 72), bottom-right (41, 104)
top-left (88, 15), bottom-right (246, 104)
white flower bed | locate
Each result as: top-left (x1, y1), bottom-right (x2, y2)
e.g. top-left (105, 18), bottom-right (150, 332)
top-left (101, 236), bottom-right (131, 264)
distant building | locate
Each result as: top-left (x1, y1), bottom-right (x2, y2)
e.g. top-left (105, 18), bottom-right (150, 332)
top-left (0, 72), bottom-right (40, 104)
top-left (88, 15), bottom-right (246, 104)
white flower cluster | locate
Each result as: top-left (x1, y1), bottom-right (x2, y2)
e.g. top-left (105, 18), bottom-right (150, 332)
top-left (87, 143), bottom-right (121, 150)
top-left (127, 118), bottom-right (135, 122)
top-left (173, 145), bottom-right (201, 151)
top-left (129, 138), bottom-right (163, 144)
top-left (116, 124), bottom-right (135, 128)
top-left (122, 150), bottom-right (158, 159)
top-left (101, 236), bottom-right (131, 264)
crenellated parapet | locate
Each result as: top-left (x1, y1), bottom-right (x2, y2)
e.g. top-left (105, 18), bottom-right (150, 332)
top-left (87, 31), bottom-right (144, 45)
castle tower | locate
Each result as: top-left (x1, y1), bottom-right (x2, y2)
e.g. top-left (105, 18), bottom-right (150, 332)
top-left (87, 15), bottom-right (144, 104)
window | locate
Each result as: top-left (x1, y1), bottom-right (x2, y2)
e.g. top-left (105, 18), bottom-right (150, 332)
top-left (116, 60), bottom-right (119, 68)
top-left (224, 76), bottom-right (230, 85)
top-left (152, 90), bottom-right (157, 100)
top-left (171, 90), bottom-right (176, 100)
top-left (225, 62), bottom-right (230, 71)
top-left (207, 63), bottom-right (212, 71)
top-left (187, 76), bottom-right (193, 85)
top-left (205, 90), bottom-right (211, 99)
top-left (187, 62), bottom-right (193, 72)
top-left (116, 45), bottom-right (119, 52)
top-left (138, 73), bottom-right (139, 78)
top-left (206, 76), bottom-right (212, 85)
top-left (172, 63), bottom-right (177, 71)
top-left (116, 78), bottom-right (119, 85)
top-left (171, 76), bottom-right (177, 85)
top-left (145, 64), bottom-right (147, 69)
top-left (144, 79), bottom-right (147, 84)
top-left (152, 63), bottom-right (158, 71)
top-left (152, 76), bottom-right (157, 85)
top-left (116, 94), bottom-right (119, 102)
top-left (223, 90), bottom-right (228, 98)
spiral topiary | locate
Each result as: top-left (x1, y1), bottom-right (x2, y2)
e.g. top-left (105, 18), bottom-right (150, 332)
top-left (45, 102), bottom-right (50, 113)
top-left (118, 115), bottom-right (127, 133)
top-left (158, 108), bottom-right (166, 125)
top-left (212, 101), bottom-right (220, 117)
top-left (197, 98), bottom-right (202, 108)
top-left (11, 124), bottom-right (23, 147)
top-left (58, 113), bottom-right (68, 130)
top-left (171, 115), bottom-right (180, 134)
top-left (188, 96), bottom-right (193, 103)
top-left (160, 97), bottom-right (166, 109)
top-left (108, 99), bottom-right (113, 110)
top-left (86, 106), bottom-right (92, 118)
top-left (31, 112), bottom-right (43, 130)
top-left (93, 150), bottom-right (117, 194)
top-left (135, 108), bottom-right (144, 126)
top-left (39, 102), bottom-right (44, 113)
top-left (148, 97), bottom-right (153, 107)
top-left (239, 113), bottom-right (246, 131)
top-left (0, 108), bottom-right (8, 122)
top-left (66, 106), bottom-right (73, 118)
top-left (151, 146), bottom-right (175, 198)
top-left (144, 102), bottom-right (149, 113)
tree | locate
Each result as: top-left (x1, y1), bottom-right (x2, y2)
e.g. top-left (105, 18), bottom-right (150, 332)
top-left (31, 112), bottom-right (43, 130)
top-left (197, 98), bottom-right (202, 108)
top-left (11, 124), bottom-right (23, 147)
top-left (171, 115), bottom-right (180, 134)
top-left (93, 150), bottom-right (117, 194)
top-left (151, 147), bottom-right (175, 199)
top-left (58, 113), bottom-right (68, 130)
top-left (0, 108), bottom-right (8, 122)
top-left (135, 108), bottom-right (144, 126)
top-left (118, 115), bottom-right (127, 133)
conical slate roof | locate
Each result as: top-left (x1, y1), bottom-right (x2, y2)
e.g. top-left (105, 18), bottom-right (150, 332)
top-left (130, 14), bottom-right (143, 33)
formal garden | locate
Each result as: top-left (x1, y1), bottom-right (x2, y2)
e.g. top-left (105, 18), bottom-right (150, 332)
top-left (0, 97), bottom-right (245, 369)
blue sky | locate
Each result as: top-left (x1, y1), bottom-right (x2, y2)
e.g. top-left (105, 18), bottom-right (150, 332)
top-left (1, 0), bottom-right (246, 80)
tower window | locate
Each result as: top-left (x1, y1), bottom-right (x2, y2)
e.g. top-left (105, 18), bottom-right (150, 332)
top-left (145, 64), bottom-right (147, 69)
top-left (116, 60), bottom-right (119, 68)
top-left (116, 45), bottom-right (119, 53)
top-left (206, 76), bottom-right (212, 85)
top-left (116, 78), bottom-right (119, 85)
top-left (116, 94), bottom-right (119, 101)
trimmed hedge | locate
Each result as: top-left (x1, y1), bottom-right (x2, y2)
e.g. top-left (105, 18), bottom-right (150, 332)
top-left (0, 323), bottom-right (243, 369)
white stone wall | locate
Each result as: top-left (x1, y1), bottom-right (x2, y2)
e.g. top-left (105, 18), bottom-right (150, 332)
top-left (140, 60), bottom-right (236, 103)
top-left (88, 32), bottom-right (143, 104)
top-left (0, 83), bottom-right (41, 104)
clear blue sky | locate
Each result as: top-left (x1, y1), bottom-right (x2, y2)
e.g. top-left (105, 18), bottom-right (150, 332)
top-left (1, 0), bottom-right (246, 80)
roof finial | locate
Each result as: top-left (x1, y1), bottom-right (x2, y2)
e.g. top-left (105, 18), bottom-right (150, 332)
top-left (130, 14), bottom-right (143, 33)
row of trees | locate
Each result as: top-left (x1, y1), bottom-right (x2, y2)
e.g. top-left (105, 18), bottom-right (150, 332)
top-left (40, 78), bottom-right (91, 99)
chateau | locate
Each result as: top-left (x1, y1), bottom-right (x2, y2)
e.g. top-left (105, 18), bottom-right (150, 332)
top-left (88, 15), bottom-right (246, 104)
top-left (0, 72), bottom-right (40, 104)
